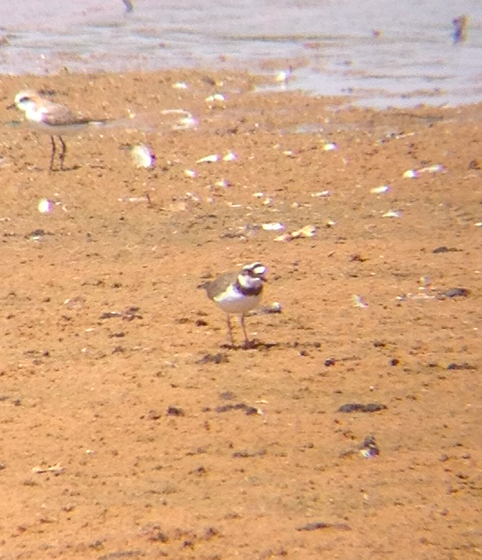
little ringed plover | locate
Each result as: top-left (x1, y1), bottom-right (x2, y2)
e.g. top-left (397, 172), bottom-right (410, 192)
top-left (202, 262), bottom-right (267, 348)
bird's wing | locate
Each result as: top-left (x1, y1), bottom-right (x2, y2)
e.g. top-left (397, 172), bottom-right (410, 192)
top-left (204, 272), bottom-right (238, 300)
top-left (41, 101), bottom-right (91, 126)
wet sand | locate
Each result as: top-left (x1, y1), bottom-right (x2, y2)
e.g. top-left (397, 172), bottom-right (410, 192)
top-left (0, 70), bottom-right (481, 559)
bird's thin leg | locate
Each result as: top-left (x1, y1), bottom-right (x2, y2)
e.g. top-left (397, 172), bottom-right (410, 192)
top-left (49, 136), bottom-right (56, 171)
top-left (58, 136), bottom-right (67, 171)
top-left (226, 314), bottom-right (235, 347)
top-left (239, 314), bottom-right (250, 348)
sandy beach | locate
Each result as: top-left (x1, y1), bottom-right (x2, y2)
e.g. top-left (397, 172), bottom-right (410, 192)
top-left (0, 69), bottom-right (481, 559)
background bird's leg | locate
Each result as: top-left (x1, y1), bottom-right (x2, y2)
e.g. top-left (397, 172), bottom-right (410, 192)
top-left (226, 314), bottom-right (234, 347)
top-left (49, 135), bottom-right (56, 171)
top-left (58, 136), bottom-right (67, 171)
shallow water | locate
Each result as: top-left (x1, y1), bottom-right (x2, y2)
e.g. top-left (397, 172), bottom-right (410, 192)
top-left (0, 0), bottom-right (481, 107)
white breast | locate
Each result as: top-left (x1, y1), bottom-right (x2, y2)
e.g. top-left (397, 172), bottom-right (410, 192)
top-left (214, 284), bottom-right (261, 314)
top-left (25, 106), bottom-right (46, 124)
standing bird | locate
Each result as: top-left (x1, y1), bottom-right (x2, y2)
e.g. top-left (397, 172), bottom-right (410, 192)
top-left (202, 262), bottom-right (267, 348)
top-left (452, 15), bottom-right (469, 44)
top-left (12, 89), bottom-right (106, 171)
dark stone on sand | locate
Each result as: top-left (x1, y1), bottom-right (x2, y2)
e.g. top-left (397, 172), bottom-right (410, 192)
top-left (440, 288), bottom-right (470, 298)
top-left (447, 362), bottom-right (476, 371)
top-left (337, 403), bottom-right (387, 413)
top-left (197, 353), bottom-right (229, 364)
top-left (166, 406), bottom-right (185, 417)
top-left (296, 521), bottom-right (351, 532)
top-left (432, 246), bottom-right (459, 253)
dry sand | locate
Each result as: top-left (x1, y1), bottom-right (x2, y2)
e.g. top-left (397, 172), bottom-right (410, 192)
top-left (0, 70), bottom-right (481, 559)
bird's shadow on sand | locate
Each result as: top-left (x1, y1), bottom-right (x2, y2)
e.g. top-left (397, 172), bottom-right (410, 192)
top-left (220, 339), bottom-right (279, 351)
